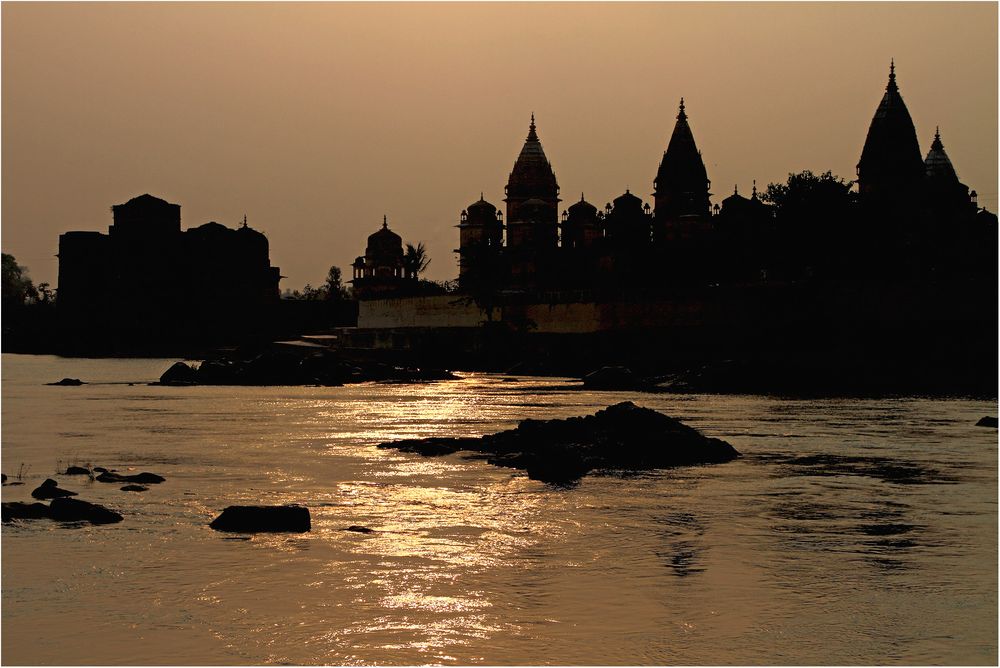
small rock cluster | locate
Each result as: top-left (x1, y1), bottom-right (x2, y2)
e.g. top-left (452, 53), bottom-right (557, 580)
top-left (157, 353), bottom-right (458, 387)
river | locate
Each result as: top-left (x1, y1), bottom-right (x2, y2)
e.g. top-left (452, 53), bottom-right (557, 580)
top-left (1, 354), bottom-right (996, 665)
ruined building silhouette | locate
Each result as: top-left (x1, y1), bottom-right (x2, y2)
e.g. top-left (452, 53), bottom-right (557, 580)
top-left (57, 194), bottom-right (281, 351)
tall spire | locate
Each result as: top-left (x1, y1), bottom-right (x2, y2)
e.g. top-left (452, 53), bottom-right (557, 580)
top-left (527, 113), bottom-right (538, 141)
top-left (857, 59), bottom-right (924, 202)
top-left (382, 215), bottom-right (387, 229)
top-left (654, 97), bottom-right (710, 221)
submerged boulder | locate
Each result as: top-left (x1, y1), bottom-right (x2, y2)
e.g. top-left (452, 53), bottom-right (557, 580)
top-left (159, 362), bottom-right (198, 386)
top-left (975, 416), bottom-right (998, 428)
top-left (31, 478), bottom-right (78, 500)
top-left (345, 525), bottom-right (375, 534)
top-left (209, 505), bottom-right (311, 533)
top-left (96, 471), bottom-right (165, 484)
top-left (379, 402), bottom-right (740, 484)
top-left (3, 499), bottom-right (123, 525)
top-left (47, 378), bottom-right (84, 386)
top-left (63, 466), bottom-right (91, 476)
top-left (120, 484), bottom-right (148, 492)
top-left (2, 502), bottom-right (52, 522)
top-left (48, 498), bottom-right (123, 524)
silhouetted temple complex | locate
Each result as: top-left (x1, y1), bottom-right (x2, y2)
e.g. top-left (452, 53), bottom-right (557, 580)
top-left (343, 62), bottom-right (995, 394)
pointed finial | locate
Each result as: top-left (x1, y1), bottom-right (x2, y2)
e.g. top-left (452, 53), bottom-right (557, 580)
top-left (242, 214), bottom-right (247, 228)
top-left (677, 97), bottom-right (687, 121)
top-left (887, 59), bottom-right (898, 92)
top-left (931, 126), bottom-right (944, 150)
top-left (752, 180), bottom-right (758, 198)
top-left (734, 184), bottom-right (738, 195)
top-left (480, 191), bottom-right (484, 201)
top-left (527, 113), bottom-right (538, 141)
top-left (382, 215), bottom-right (387, 229)
top-left (580, 192), bottom-right (585, 202)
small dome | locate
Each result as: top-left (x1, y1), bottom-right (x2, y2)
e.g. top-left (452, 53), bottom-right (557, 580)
top-left (467, 195), bottom-right (497, 212)
top-left (366, 216), bottom-right (403, 262)
top-left (568, 195), bottom-right (598, 214)
top-left (613, 189), bottom-right (643, 208)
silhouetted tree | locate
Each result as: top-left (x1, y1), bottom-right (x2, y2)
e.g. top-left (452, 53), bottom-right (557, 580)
top-left (761, 171), bottom-right (858, 280)
top-left (323, 265), bottom-right (351, 300)
top-left (2, 253), bottom-right (39, 306)
top-left (404, 243), bottom-right (431, 279)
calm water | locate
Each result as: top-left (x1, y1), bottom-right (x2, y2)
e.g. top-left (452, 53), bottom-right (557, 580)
top-left (1, 353), bottom-right (996, 665)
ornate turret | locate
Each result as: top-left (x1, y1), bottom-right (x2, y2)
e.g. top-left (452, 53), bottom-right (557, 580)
top-left (457, 194), bottom-right (504, 286)
top-left (505, 114), bottom-right (560, 249)
top-left (352, 216), bottom-right (412, 297)
top-left (924, 128), bottom-right (975, 218)
top-left (857, 60), bottom-right (925, 207)
top-left (605, 189), bottom-right (652, 247)
top-left (653, 98), bottom-right (712, 243)
top-left (562, 193), bottom-right (602, 249)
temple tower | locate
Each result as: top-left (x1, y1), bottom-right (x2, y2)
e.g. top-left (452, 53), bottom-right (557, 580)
top-left (857, 61), bottom-right (925, 209)
top-left (652, 99), bottom-right (712, 244)
top-left (505, 114), bottom-right (560, 250)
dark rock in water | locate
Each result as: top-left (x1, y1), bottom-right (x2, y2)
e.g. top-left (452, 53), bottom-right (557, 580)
top-left (3, 481), bottom-right (23, 486)
top-left (195, 359), bottom-right (240, 385)
top-left (345, 525), bottom-right (375, 533)
top-left (31, 478), bottom-right (78, 499)
top-left (210, 505), bottom-right (311, 533)
top-left (63, 466), bottom-right (91, 475)
top-left (380, 402), bottom-right (740, 483)
top-left (47, 378), bottom-right (84, 386)
top-left (2, 502), bottom-right (52, 522)
top-left (159, 362), bottom-right (198, 385)
top-left (582, 366), bottom-right (643, 390)
top-left (3, 499), bottom-right (123, 525)
top-left (378, 437), bottom-right (482, 457)
top-left (93, 467), bottom-right (110, 474)
top-left (975, 416), bottom-right (998, 428)
top-left (96, 471), bottom-right (165, 484)
top-left (1, 473), bottom-right (5, 483)
top-left (48, 498), bottom-right (123, 524)
top-left (120, 484), bottom-right (148, 492)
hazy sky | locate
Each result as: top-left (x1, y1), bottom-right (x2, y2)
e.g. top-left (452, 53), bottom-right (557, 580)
top-left (3, 2), bottom-right (996, 289)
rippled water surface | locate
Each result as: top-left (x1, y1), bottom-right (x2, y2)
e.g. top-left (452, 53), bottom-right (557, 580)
top-left (2, 354), bottom-right (996, 665)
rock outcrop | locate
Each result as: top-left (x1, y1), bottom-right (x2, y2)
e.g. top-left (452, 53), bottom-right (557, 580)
top-left (379, 401), bottom-right (739, 483)
top-left (159, 362), bottom-right (198, 386)
top-left (209, 505), bottom-right (311, 533)
top-left (47, 378), bottom-right (84, 386)
top-left (96, 471), bottom-right (165, 484)
top-left (63, 466), bottom-right (91, 475)
top-left (975, 416), bottom-right (998, 428)
top-left (48, 498), bottom-right (124, 524)
top-left (31, 478), bottom-right (78, 499)
top-left (3, 499), bottom-right (123, 525)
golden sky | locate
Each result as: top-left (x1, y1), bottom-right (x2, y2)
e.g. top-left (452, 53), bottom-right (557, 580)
top-left (3, 2), bottom-right (996, 288)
